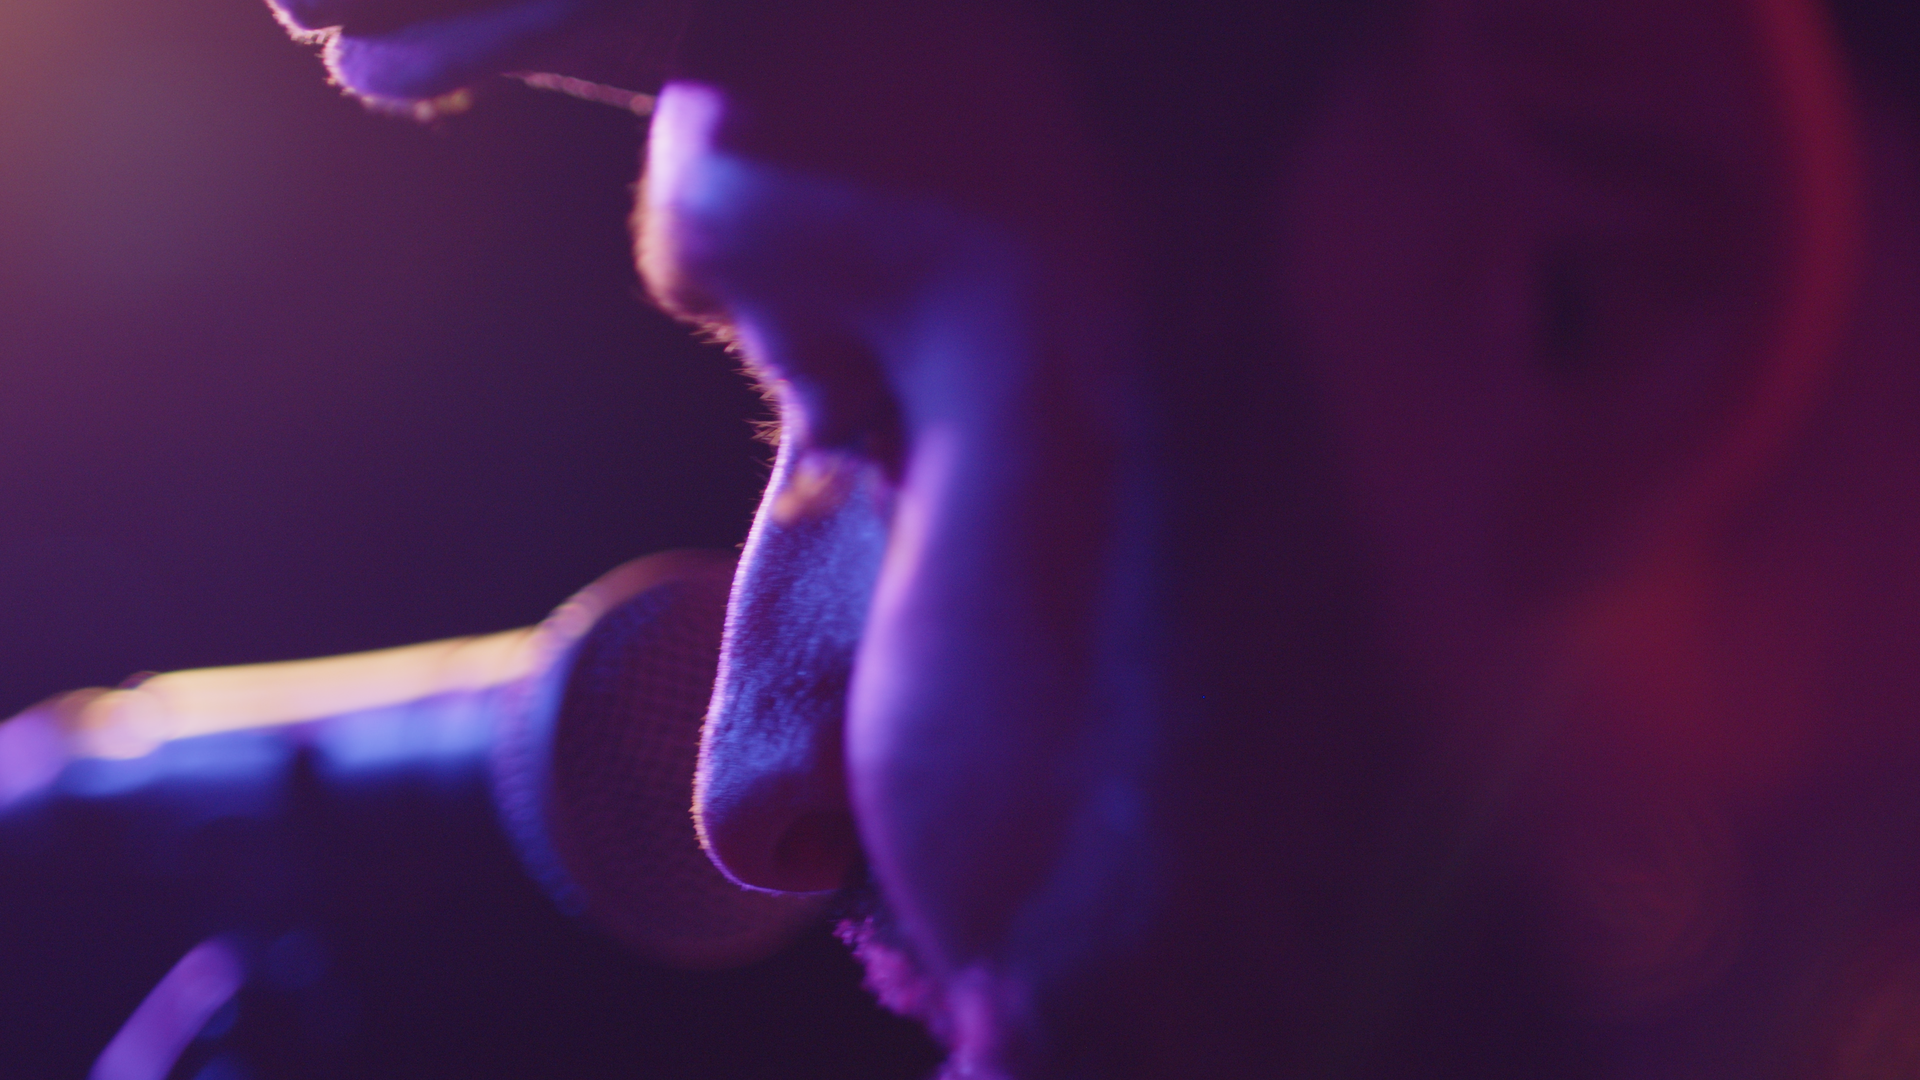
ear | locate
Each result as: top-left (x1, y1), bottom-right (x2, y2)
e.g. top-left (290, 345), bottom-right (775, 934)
top-left (1418, 0), bottom-right (1863, 767)
top-left (1419, 0), bottom-right (1868, 1019)
top-left (1418, 0), bottom-right (1865, 598)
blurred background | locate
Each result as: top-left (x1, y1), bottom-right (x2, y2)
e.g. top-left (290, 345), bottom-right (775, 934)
top-left (0, 0), bottom-right (937, 1075)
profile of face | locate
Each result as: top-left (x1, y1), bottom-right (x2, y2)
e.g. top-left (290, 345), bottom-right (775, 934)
top-left (275, 0), bottom-right (1920, 1075)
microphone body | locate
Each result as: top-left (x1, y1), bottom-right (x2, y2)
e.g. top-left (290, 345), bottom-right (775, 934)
top-left (0, 551), bottom-right (823, 970)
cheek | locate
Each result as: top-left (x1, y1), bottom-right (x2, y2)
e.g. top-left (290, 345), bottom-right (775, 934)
top-left (845, 426), bottom-right (1055, 970)
top-left (1274, 42), bottom-right (1556, 743)
top-left (844, 402), bottom-right (1152, 985)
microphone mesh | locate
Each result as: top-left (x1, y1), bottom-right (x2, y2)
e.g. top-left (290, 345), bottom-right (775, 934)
top-left (492, 552), bottom-right (822, 970)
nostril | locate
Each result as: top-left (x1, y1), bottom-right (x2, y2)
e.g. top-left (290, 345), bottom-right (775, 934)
top-left (698, 781), bottom-right (859, 895)
top-left (769, 809), bottom-right (860, 894)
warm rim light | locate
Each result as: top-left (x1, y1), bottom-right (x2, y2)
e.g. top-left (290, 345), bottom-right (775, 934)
top-left (67, 627), bottom-right (539, 760)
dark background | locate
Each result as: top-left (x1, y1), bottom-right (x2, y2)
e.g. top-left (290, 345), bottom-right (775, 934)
top-left (0, 0), bottom-right (937, 1075)
top-left (0, 0), bottom-right (762, 697)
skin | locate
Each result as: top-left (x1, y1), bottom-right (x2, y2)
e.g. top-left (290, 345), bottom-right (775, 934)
top-left (274, 0), bottom-right (1920, 1074)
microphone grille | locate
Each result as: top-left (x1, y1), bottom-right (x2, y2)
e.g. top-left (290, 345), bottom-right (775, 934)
top-left (492, 551), bottom-right (824, 970)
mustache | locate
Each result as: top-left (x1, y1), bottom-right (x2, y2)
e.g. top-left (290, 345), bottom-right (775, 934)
top-left (827, 865), bottom-right (957, 1051)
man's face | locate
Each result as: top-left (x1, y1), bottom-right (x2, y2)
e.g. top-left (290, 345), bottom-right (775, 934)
top-left (642, 7), bottom-right (1168, 1068)
top-left (276, 0), bottom-right (1859, 1072)
top-left (644, 3), bottom-right (1564, 1074)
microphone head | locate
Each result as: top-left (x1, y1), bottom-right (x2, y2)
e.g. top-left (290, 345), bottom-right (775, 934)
top-left (491, 550), bottom-right (826, 970)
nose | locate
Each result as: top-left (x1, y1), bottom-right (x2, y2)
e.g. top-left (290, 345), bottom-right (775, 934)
top-left (694, 739), bottom-right (860, 895)
top-left (696, 627), bottom-right (861, 893)
top-left (694, 443), bottom-right (886, 895)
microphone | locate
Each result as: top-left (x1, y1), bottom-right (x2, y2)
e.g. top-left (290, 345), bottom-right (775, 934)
top-left (490, 549), bottom-right (827, 969)
top-left (0, 550), bottom-right (825, 970)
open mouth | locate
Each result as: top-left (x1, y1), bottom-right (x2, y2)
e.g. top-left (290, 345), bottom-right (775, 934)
top-left (268, 0), bottom-right (608, 103)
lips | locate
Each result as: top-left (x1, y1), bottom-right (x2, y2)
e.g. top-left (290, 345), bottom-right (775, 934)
top-left (267, 0), bottom-right (616, 103)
